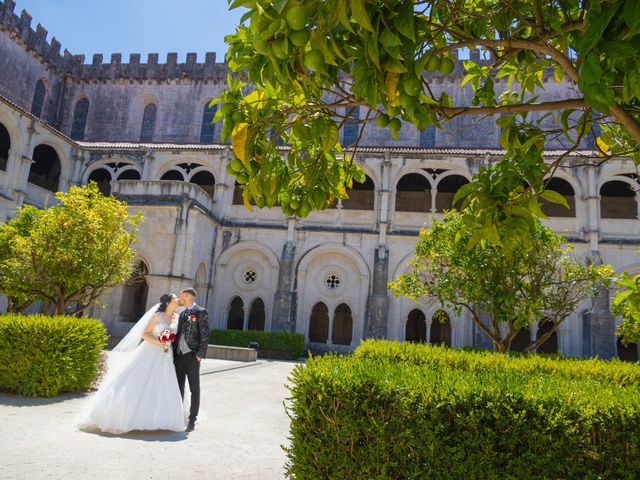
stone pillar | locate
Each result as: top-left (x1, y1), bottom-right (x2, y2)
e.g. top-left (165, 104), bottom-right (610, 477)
top-left (583, 252), bottom-right (616, 359)
top-left (364, 246), bottom-right (390, 338)
top-left (271, 240), bottom-right (296, 332)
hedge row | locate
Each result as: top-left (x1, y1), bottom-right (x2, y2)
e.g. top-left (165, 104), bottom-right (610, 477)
top-left (286, 352), bottom-right (640, 479)
top-left (0, 314), bottom-right (107, 397)
top-left (209, 329), bottom-right (305, 358)
top-left (354, 339), bottom-right (640, 387)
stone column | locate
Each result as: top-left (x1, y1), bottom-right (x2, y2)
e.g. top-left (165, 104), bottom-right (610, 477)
top-left (364, 246), bottom-right (390, 338)
top-left (271, 239), bottom-right (297, 332)
top-left (583, 252), bottom-right (616, 359)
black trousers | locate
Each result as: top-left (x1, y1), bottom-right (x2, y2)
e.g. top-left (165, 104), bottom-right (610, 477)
top-left (174, 351), bottom-right (200, 423)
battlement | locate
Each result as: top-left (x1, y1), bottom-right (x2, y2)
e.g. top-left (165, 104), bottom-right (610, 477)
top-left (0, 0), bottom-right (227, 81)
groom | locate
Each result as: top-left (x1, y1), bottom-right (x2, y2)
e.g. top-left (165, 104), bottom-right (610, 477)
top-left (174, 287), bottom-right (209, 432)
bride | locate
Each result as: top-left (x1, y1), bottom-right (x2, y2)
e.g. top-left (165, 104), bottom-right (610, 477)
top-left (77, 293), bottom-right (185, 434)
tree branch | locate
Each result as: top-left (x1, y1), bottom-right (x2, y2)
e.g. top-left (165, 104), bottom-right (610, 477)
top-left (434, 98), bottom-right (588, 118)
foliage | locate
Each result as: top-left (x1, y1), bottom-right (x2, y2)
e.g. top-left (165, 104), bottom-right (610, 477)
top-left (0, 314), bottom-right (107, 397)
top-left (612, 271), bottom-right (640, 344)
top-left (355, 339), bottom-right (640, 388)
top-left (220, 0), bottom-right (640, 237)
top-left (210, 328), bottom-right (305, 358)
top-left (0, 183), bottom-right (143, 315)
top-left (285, 350), bottom-right (640, 479)
top-left (390, 212), bottom-right (614, 352)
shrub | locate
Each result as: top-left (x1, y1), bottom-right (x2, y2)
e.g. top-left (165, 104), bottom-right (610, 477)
top-left (210, 329), bottom-right (305, 358)
top-left (0, 314), bottom-right (107, 397)
top-left (355, 339), bottom-right (640, 388)
top-left (286, 353), bottom-right (640, 479)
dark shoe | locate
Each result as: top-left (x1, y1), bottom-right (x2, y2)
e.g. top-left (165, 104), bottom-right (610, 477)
top-left (185, 421), bottom-right (195, 432)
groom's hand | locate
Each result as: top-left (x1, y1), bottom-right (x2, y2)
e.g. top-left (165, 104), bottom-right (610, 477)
top-left (196, 356), bottom-right (201, 363)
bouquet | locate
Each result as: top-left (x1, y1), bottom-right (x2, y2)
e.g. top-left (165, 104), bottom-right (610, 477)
top-left (158, 329), bottom-right (177, 353)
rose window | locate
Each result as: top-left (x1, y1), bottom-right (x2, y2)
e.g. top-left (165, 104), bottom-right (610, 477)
top-left (325, 274), bottom-right (341, 290)
top-left (243, 269), bottom-right (257, 284)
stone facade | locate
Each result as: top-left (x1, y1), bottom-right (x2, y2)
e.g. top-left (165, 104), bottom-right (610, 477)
top-left (0, 0), bottom-right (639, 359)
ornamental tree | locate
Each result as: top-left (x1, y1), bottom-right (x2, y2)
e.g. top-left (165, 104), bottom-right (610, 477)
top-left (0, 183), bottom-right (143, 315)
top-left (390, 212), bottom-right (614, 353)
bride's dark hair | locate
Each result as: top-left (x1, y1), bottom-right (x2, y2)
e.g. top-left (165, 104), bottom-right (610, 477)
top-left (157, 293), bottom-right (175, 312)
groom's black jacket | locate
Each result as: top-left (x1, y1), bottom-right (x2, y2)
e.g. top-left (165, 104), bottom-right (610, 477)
top-left (173, 304), bottom-right (209, 359)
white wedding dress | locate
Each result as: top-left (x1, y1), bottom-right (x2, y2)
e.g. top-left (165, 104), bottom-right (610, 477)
top-left (77, 312), bottom-right (185, 434)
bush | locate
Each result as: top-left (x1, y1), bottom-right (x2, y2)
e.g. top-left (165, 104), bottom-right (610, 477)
top-left (285, 344), bottom-right (640, 479)
top-left (210, 329), bottom-right (305, 358)
top-left (0, 314), bottom-right (107, 397)
top-left (355, 339), bottom-right (640, 388)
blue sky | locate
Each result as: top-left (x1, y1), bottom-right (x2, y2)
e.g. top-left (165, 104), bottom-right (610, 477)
top-left (13, 0), bottom-right (244, 63)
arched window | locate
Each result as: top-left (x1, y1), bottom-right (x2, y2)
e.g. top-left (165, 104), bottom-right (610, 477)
top-left (70, 98), bottom-right (89, 141)
top-left (617, 338), bottom-right (639, 362)
top-left (332, 303), bottom-right (353, 345)
top-left (309, 302), bottom-right (329, 343)
top-left (600, 180), bottom-right (637, 219)
top-left (88, 168), bottom-right (112, 196)
top-left (248, 298), bottom-right (266, 331)
top-left (435, 175), bottom-right (469, 212)
top-left (160, 170), bottom-right (184, 181)
top-left (0, 122), bottom-right (10, 171)
top-left (190, 170), bottom-right (216, 197)
top-left (342, 175), bottom-right (375, 210)
top-left (140, 103), bottom-right (157, 142)
top-left (29, 145), bottom-right (61, 192)
top-left (195, 264), bottom-right (207, 293)
top-left (395, 173), bottom-right (430, 212)
top-left (227, 297), bottom-right (244, 330)
top-left (342, 106), bottom-right (360, 146)
top-left (541, 178), bottom-right (576, 217)
top-left (120, 261), bottom-right (149, 323)
top-left (419, 125), bottom-right (436, 148)
top-left (200, 102), bottom-right (217, 143)
top-left (405, 309), bottom-right (426, 342)
top-left (430, 310), bottom-right (451, 347)
top-left (510, 328), bottom-right (531, 352)
top-left (31, 80), bottom-right (46, 118)
top-left (117, 169), bottom-right (141, 180)
top-left (536, 321), bottom-right (558, 354)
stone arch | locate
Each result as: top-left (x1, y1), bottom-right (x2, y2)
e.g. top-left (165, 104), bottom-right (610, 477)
top-left (195, 263), bottom-right (207, 295)
top-left (248, 297), bottom-right (266, 331)
top-left (140, 103), bottom-right (157, 142)
top-left (0, 121), bottom-right (10, 171)
top-left (430, 309), bottom-right (452, 346)
top-left (395, 172), bottom-right (432, 212)
top-left (405, 308), bottom-right (427, 342)
top-left (435, 173), bottom-right (470, 211)
top-left (510, 328), bottom-right (531, 352)
top-left (70, 97), bottom-right (89, 141)
top-left (542, 177), bottom-right (576, 217)
top-left (29, 144), bottom-right (61, 192)
top-left (309, 302), bottom-right (329, 343)
top-left (190, 169), bottom-right (216, 197)
top-left (332, 303), bottom-right (353, 345)
top-left (87, 167), bottom-right (112, 196)
top-left (536, 321), bottom-right (559, 353)
top-left (120, 260), bottom-right (150, 323)
top-left (217, 241), bottom-right (280, 271)
top-left (117, 169), bottom-right (141, 180)
top-left (342, 174), bottom-right (375, 210)
top-left (599, 178), bottom-right (637, 219)
top-left (297, 243), bottom-right (370, 280)
top-left (31, 79), bottom-right (46, 118)
top-left (160, 169), bottom-right (185, 181)
top-left (227, 296), bottom-right (244, 330)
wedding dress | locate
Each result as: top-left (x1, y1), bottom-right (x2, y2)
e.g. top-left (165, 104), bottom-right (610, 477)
top-left (77, 310), bottom-right (185, 434)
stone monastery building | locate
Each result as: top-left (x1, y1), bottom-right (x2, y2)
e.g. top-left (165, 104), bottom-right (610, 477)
top-left (0, 0), bottom-right (638, 359)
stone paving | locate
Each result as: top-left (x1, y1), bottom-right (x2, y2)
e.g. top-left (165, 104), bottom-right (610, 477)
top-left (0, 359), bottom-right (299, 480)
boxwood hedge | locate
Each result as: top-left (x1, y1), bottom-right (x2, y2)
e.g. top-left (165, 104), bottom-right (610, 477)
top-left (285, 341), bottom-right (640, 479)
top-left (210, 328), bottom-right (305, 358)
top-left (0, 314), bottom-right (107, 397)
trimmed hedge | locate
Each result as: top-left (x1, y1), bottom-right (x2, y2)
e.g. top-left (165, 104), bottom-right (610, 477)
top-left (209, 329), bottom-right (305, 358)
top-left (285, 344), bottom-right (640, 479)
top-left (0, 314), bottom-right (107, 397)
top-left (355, 339), bottom-right (640, 387)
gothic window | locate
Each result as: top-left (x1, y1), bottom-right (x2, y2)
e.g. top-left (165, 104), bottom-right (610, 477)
top-left (117, 169), bottom-right (141, 180)
top-left (160, 170), bottom-right (184, 181)
top-left (28, 145), bottom-right (61, 192)
top-left (430, 310), bottom-right (451, 347)
top-left (536, 321), bottom-right (558, 354)
top-left (200, 102), bottom-right (217, 143)
top-left (227, 296), bottom-right (244, 330)
top-left (510, 328), bottom-right (531, 352)
top-left (190, 170), bottom-right (216, 197)
top-left (419, 125), bottom-right (436, 147)
top-left (395, 173), bottom-right (430, 212)
top-left (406, 309), bottom-right (426, 343)
top-left (309, 302), bottom-right (329, 343)
top-left (248, 298), bottom-right (266, 331)
top-left (243, 269), bottom-right (257, 284)
top-left (332, 303), bottom-right (353, 345)
top-left (0, 122), bottom-right (9, 171)
top-left (120, 261), bottom-right (149, 323)
top-left (541, 178), bottom-right (576, 217)
top-left (342, 175), bottom-right (375, 210)
top-left (70, 98), bottom-right (89, 141)
top-left (600, 180), bottom-right (637, 219)
top-left (88, 168), bottom-right (112, 196)
top-left (325, 274), bottom-right (341, 290)
top-left (342, 106), bottom-right (360, 147)
top-left (435, 175), bottom-right (469, 212)
top-left (31, 80), bottom-right (46, 118)
top-left (140, 103), bottom-right (157, 142)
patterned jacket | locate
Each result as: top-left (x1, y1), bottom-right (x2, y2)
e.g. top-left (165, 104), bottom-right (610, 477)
top-left (173, 304), bottom-right (209, 358)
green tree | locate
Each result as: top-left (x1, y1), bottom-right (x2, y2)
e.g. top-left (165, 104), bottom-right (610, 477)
top-left (0, 183), bottom-right (143, 315)
top-left (390, 213), bottom-right (613, 353)
top-left (612, 272), bottom-right (640, 344)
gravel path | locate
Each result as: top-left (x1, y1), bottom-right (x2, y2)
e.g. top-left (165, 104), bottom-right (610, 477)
top-left (0, 359), bottom-right (298, 480)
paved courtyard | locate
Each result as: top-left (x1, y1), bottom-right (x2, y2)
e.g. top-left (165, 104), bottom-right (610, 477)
top-left (0, 359), bottom-right (299, 480)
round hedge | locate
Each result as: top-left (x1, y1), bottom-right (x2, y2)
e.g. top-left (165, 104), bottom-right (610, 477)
top-left (0, 314), bottom-right (107, 397)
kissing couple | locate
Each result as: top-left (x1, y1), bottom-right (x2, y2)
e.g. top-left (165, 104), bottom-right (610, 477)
top-left (77, 288), bottom-right (210, 434)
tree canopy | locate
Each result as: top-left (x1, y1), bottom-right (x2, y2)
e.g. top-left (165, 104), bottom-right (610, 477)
top-left (0, 183), bottom-right (143, 315)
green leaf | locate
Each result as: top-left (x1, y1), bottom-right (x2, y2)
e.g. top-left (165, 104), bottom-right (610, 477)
top-left (540, 189), bottom-right (570, 209)
top-left (350, 0), bottom-right (375, 33)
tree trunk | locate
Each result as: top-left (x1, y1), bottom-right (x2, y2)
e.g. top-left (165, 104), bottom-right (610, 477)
top-left (53, 297), bottom-right (66, 316)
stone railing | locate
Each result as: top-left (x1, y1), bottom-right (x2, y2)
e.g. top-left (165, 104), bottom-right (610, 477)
top-left (112, 180), bottom-right (215, 214)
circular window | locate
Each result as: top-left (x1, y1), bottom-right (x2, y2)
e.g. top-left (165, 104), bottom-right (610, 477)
top-left (243, 269), bottom-right (257, 284)
top-left (325, 274), bottom-right (341, 290)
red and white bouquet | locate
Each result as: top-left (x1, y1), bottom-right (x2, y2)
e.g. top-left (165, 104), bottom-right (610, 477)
top-left (158, 329), bottom-right (177, 353)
